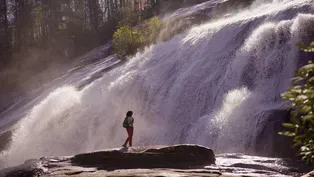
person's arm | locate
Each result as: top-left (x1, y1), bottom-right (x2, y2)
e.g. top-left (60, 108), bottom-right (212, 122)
top-left (130, 117), bottom-right (134, 126)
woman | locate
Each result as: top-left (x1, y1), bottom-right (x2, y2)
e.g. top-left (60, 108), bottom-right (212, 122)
top-left (122, 111), bottom-right (134, 147)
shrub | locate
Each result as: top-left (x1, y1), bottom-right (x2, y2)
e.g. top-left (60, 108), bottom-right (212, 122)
top-left (112, 25), bottom-right (133, 58)
top-left (142, 16), bottom-right (163, 43)
top-left (112, 16), bottom-right (163, 59)
top-left (280, 41), bottom-right (314, 164)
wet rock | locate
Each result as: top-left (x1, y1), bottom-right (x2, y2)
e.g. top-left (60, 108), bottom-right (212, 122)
top-left (302, 170), bottom-right (314, 177)
top-left (0, 159), bottom-right (45, 177)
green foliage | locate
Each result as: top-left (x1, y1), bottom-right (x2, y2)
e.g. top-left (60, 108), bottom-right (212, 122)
top-left (297, 41), bottom-right (314, 52)
top-left (142, 16), bottom-right (163, 43)
top-left (280, 41), bottom-right (314, 165)
top-left (112, 16), bottom-right (163, 59)
top-left (113, 25), bottom-right (134, 58)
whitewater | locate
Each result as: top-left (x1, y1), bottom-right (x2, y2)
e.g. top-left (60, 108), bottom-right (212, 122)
top-left (0, 0), bottom-right (314, 168)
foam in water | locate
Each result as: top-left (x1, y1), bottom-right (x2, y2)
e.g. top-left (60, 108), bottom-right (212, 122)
top-left (186, 87), bottom-right (252, 149)
top-left (1, 0), bottom-right (314, 168)
top-left (0, 87), bottom-right (82, 165)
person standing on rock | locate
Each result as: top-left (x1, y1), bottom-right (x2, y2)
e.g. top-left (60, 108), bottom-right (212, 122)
top-left (122, 111), bottom-right (134, 147)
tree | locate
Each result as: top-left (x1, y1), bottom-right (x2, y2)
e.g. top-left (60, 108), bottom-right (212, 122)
top-left (88, 0), bottom-right (101, 44)
top-left (280, 40), bottom-right (314, 164)
top-left (0, 0), bottom-right (10, 64)
top-left (117, 7), bottom-right (139, 27)
top-left (0, 0), bottom-right (171, 65)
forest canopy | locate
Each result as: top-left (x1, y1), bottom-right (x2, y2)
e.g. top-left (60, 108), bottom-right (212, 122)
top-left (0, 0), bottom-right (208, 66)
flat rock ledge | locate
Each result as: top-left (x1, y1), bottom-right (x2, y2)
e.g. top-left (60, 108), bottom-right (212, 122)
top-left (1, 144), bottom-right (312, 177)
top-left (1, 145), bottom-right (216, 177)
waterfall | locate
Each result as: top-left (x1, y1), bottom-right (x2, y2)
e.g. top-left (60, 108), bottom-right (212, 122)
top-left (1, 0), bottom-right (314, 168)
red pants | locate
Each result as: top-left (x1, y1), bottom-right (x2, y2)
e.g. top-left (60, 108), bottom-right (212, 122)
top-left (124, 127), bottom-right (134, 146)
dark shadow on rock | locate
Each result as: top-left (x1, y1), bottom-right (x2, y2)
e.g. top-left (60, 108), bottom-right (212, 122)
top-left (0, 130), bottom-right (12, 152)
top-left (118, 147), bottom-right (129, 152)
top-left (253, 159), bottom-right (276, 163)
top-left (276, 158), bottom-right (313, 174)
top-left (254, 109), bottom-right (298, 158)
top-left (71, 145), bottom-right (215, 171)
top-left (76, 59), bottom-right (126, 91)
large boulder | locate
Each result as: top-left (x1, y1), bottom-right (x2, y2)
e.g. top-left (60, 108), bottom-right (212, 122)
top-left (72, 144), bottom-right (215, 169)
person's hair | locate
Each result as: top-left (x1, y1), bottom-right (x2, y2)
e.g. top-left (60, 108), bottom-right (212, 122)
top-left (126, 111), bottom-right (133, 117)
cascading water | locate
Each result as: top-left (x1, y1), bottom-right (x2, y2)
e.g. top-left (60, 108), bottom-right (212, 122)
top-left (1, 0), bottom-right (314, 168)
